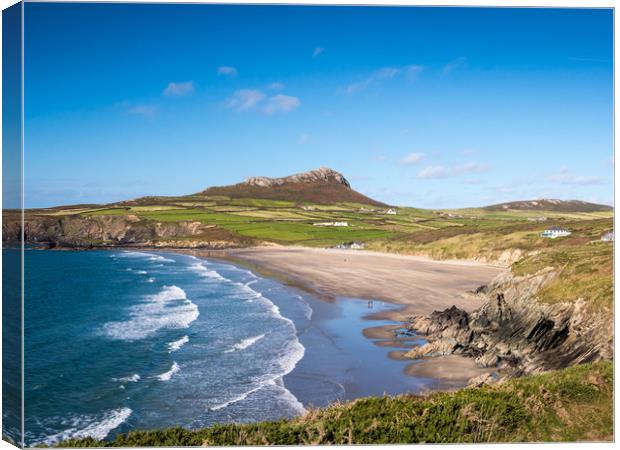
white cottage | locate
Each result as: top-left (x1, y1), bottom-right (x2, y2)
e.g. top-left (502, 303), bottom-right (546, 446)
top-left (541, 226), bottom-right (571, 239)
top-left (313, 221), bottom-right (348, 227)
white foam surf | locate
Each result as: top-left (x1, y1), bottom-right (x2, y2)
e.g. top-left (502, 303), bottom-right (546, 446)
top-left (214, 281), bottom-right (306, 414)
top-left (103, 286), bottom-right (199, 341)
top-left (224, 334), bottom-right (265, 353)
top-left (38, 408), bottom-right (132, 446)
top-left (114, 374), bottom-right (140, 383)
top-left (209, 384), bottom-right (265, 411)
top-left (168, 335), bottom-right (189, 352)
top-left (157, 362), bottom-right (180, 381)
top-left (188, 261), bottom-right (229, 281)
top-left (149, 255), bottom-right (175, 263)
top-left (117, 251), bottom-right (174, 263)
top-left (297, 295), bottom-right (313, 320)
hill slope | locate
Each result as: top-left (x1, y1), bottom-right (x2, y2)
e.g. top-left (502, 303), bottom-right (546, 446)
top-left (483, 199), bottom-right (612, 213)
top-left (199, 167), bottom-right (387, 207)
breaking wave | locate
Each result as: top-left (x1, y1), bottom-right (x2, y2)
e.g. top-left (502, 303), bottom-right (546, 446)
top-left (156, 362), bottom-right (180, 381)
top-left (36, 408), bottom-right (132, 446)
top-left (113, 374), bottom-right (140, 383)
top-left (102, 286), bottom-right (199, 341)
top-left (168, 335), bottom-right (189, 352)
top-left (224, 334), bottom-right (265, 353)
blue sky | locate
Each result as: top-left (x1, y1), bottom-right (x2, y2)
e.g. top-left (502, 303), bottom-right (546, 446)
top-left (23, 4), bottom-right (613, 208)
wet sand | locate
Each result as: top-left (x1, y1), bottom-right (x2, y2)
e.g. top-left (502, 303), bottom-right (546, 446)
top-left (403, 355), bottom-right (496, 390)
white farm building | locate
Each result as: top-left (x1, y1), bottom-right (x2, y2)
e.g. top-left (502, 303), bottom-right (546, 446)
top-left (313, 221), bottom-right (348, 227)
top-left (541, 226), bottom-right (571, 239)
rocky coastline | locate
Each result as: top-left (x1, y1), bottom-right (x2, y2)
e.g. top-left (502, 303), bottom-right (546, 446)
top-left (2, 214), bottom-right (250, 249)
top-left (405, 268), bottom-right (613, 381)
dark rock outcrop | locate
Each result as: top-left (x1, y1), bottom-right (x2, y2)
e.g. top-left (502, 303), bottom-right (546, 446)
top-left (406, 268), bottom-right (613, 377)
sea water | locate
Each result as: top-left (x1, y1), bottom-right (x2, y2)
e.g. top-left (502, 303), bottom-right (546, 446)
top-left (18, 249), bottom-right (431, 446)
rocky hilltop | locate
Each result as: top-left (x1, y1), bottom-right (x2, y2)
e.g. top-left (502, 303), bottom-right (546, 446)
top-left (484, 199), bottom-right (612, 212)
top-left (406, 268), bottom-right (613, 379)
top-left (245, 167), bottom-right (351, 188)
top-left (201, 167), bottom-right (385, 206)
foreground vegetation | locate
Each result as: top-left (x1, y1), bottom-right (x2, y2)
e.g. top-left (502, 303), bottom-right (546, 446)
top-left (57, 362), bottom-right (612, 446)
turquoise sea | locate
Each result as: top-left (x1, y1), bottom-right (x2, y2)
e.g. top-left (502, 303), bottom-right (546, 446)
top-left (9, 249), bottom-right (432, 446)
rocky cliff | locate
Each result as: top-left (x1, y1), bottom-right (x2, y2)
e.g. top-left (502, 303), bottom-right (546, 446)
top-left (2, 214), bottom-right (248, 249)
top-left (406, 268), bottom-right (613, 377)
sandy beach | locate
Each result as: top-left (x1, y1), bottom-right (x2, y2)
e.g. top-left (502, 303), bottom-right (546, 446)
top-left (209, 246), bottom-right (504, 318)
top-left (175, 245), bottom-right (505, 386)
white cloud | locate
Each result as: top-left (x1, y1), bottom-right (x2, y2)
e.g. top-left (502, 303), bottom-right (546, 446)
top-left (498, 186), bottom-right (517, 194)
top-left (400, 152), bottom-right (425, 165)
top-left (163, 81), bottom-right (195, 97)
top-left (549, 174), bottom-right (602, 185)
top-left (217, 66), bottom-right (238, 77)
top-left (417, 161), bottom-right (489, 179)
top-left (453, 162), bottom-right (489, 174)
top-left (346, 64), bottom-right (424, 95)
top-left (405, 65), bottom-right (424, 80)
top-left (462, 178), bottom-right (483, 185)
top-left (374, 155), bottom-right (387, 162)
top-left (313, 47), bottom-right (324, 58)
top-left (226, 89), bottom-right (266, 111)
top-left (226, 90), bottom-right (300, 114)
top-left (443, 56), bottom-right (467, 74)
top-left (374, 67), bottom-right (401, 79)
top-left (460, 149), bottom-right (476, 156)
top-left (345, 78), bottom-right (373, 95)
top-left (418, 165), bottom-right (449, 179)
top-left (268, 82), bottom-right (285, 90)
top-left (263, 94), bottom-right (301, 114)
top-left (548, 167), bottom-right (603, 185)
top-left (127, 105), bottom-right (158, 118)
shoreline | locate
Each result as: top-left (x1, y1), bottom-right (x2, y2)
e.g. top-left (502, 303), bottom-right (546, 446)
top-left (177, 245), bottom-right (504, 315)
top-left (166, 245), bottom-right (504, 386)
top-left (25, 244), bottom-right (506, 389)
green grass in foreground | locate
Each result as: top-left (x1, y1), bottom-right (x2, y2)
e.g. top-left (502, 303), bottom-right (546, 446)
top-left (56, 362), bottom-right (612, 447)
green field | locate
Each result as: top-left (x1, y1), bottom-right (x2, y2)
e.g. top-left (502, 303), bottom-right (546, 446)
top-left (37, 196), bottom-right (612, 250)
